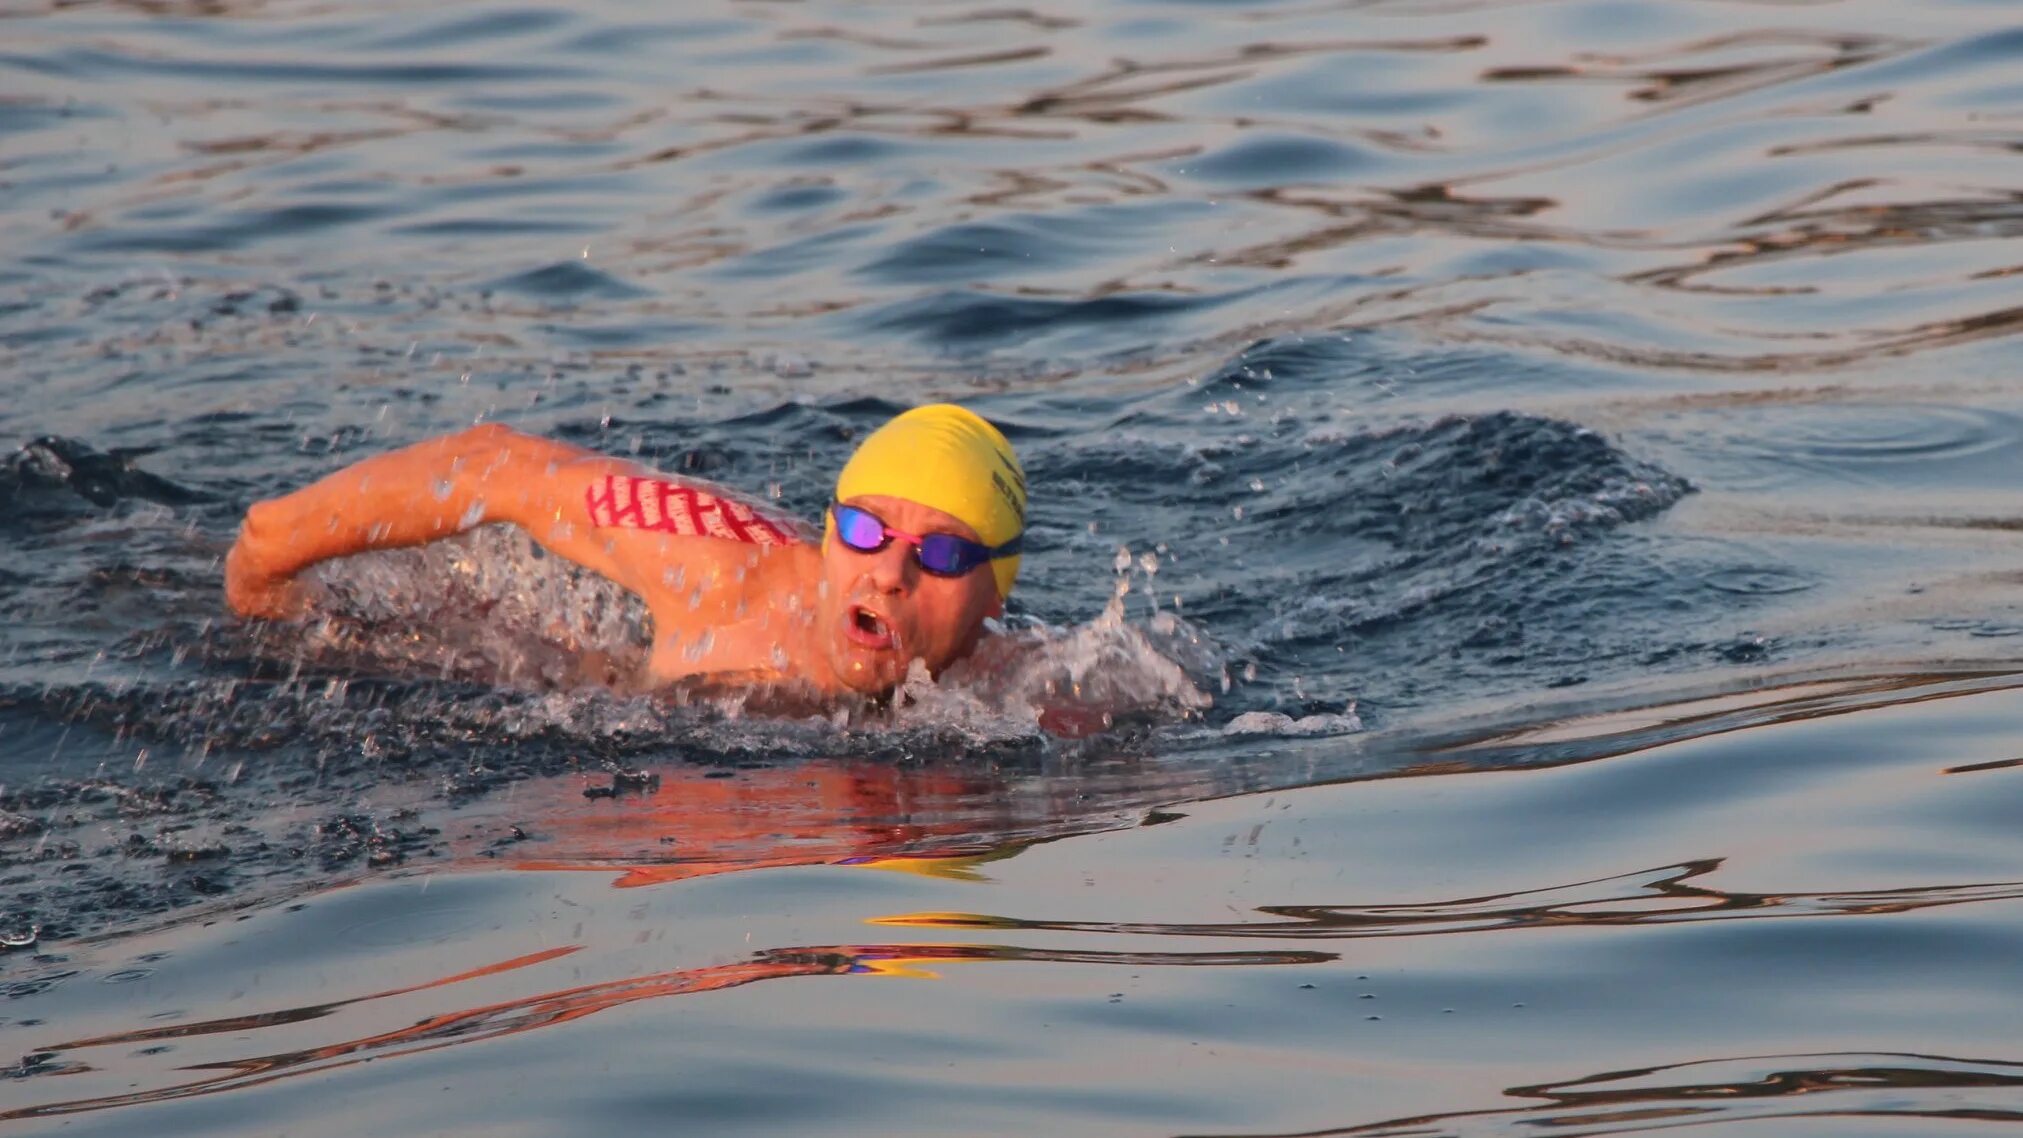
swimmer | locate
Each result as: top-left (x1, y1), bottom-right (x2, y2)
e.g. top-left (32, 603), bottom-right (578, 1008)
top-left (225, 404), bottom-right (1027, 696)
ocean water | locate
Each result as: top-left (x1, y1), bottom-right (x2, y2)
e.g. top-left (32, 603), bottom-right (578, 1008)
top-left (2, 0), bottom-right (2021, 1132)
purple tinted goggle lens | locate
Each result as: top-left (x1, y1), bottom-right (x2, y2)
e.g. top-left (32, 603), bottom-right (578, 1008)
top-left (831, 504), bottom-right (1021, 578)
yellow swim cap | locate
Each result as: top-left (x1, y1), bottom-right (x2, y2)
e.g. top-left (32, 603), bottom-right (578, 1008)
top-left (831, 404), bottom-right (1027, 596)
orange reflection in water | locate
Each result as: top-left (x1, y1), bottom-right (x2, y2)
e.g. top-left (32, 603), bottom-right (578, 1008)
top-left (492, 757), bottom-right (1042, 888)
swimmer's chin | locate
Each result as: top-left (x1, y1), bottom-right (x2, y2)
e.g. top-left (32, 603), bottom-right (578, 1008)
top-left (652, 671), bottom-right (880, 717)
top-left (823, 652), bottom-right (908, 698)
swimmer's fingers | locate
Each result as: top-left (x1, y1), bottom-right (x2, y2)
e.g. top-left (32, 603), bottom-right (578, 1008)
top-left (224, 548), bottom-right (310, 619)
top-left (223, 515), bottom-right (311, 619)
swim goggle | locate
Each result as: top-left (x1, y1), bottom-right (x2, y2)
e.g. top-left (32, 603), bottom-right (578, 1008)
top-left (829, 503), bottom-right (1022, 579)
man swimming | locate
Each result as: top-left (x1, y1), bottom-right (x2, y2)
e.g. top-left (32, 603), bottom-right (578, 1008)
top-left (224, 404), bottom-right (1027, 697)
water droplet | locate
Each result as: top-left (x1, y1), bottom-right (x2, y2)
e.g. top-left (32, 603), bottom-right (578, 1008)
top-left (683, 630), bottom-right (715, 663)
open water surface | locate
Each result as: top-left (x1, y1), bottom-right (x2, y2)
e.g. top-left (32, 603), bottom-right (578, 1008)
top-left (2, 0), bottom-right (2021, 1132)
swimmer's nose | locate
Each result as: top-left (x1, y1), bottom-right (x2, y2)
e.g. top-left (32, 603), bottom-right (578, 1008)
top-left (865, 539), bottom-right (917, 594)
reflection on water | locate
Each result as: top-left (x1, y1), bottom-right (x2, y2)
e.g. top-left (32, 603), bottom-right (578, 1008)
top-left (9, 670), bottom-right (2023, 1132)
top-left (880, 858), bottom-right (2023, 939)
top-left (8, 928), bottom-right (1325, 1122)
top-left (1200, 1051), bottom-right (2023, 1137)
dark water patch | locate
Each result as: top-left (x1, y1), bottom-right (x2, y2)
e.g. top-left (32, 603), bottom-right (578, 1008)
top-left (745, 180), bottom-right (848, 215)
top-left (765, 133), bottom-right (929, 168)
top-left (391, 216), bottom-right (599, 238)
top-left (67, 203), bottom-right (393, 256)
top-left (863, 288), bottom-right (1223, 348)
top-left (486, 260), bottom-right (654, 301)
top-left (563, 17), bottom-right (755, 50)
top-left (3, 45), bottom-right (580, 88)
top-left (713, 224), bottom-right (879, 281)
top-left (1170, 134), bottom-right (1381, 188)
top-left (0, 321), bottom-right (81, 349)
top-left (858, 204), bottom-right (1212, 286)
top-left (1844, 23), bottom-right (2023, 90)
top-left (0, 95), bottom-right (108, 138)
top-left (1019, 397), bottom-right (1692, 713)
top-left (1199, 331), bottom-right (1635, 402)
top-left (346, 7), bottom-right (579, 53)
top-left (861, 221), bottom-right (1090, 285)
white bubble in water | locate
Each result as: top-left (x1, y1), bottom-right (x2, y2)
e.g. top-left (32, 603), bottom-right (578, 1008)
top-left (1222, 710), bottom-right (1362, 738)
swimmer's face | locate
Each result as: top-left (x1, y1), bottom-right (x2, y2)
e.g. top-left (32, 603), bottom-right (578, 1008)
top-left (817, 494), bottom-right (1004, 695)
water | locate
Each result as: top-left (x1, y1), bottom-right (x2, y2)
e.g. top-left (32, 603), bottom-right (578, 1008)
top-left (2, 0), bottom-right (2021, 1131)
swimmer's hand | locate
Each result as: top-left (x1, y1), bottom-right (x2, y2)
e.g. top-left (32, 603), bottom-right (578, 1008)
top-left (224, 504), bottom-right (311, 619)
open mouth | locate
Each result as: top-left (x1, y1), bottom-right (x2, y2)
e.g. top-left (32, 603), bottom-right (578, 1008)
top-left (845, 604), bottom-right (894, 650)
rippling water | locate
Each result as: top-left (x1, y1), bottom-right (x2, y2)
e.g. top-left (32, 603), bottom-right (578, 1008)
top-left (2, 0), bottom-right (2021, 1132)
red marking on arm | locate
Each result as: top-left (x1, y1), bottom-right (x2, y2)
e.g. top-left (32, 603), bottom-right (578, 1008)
top-left (585, 476), bottom-right (798, 546)
top-left (586, 477), bottom-right (618, 527)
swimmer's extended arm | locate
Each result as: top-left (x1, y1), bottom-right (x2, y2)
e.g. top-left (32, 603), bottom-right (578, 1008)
top-left (225, 423), bottom-right (693, 618)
